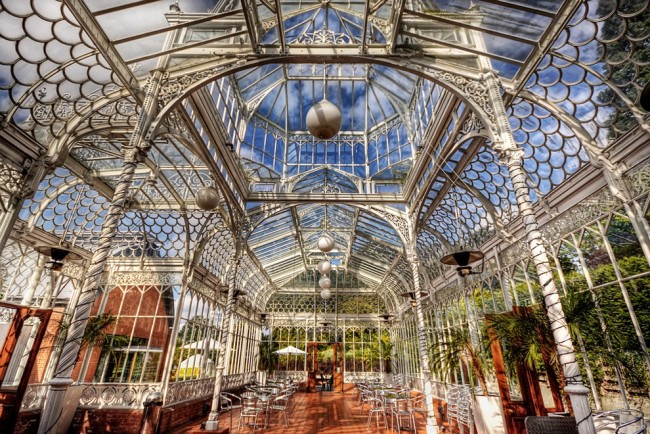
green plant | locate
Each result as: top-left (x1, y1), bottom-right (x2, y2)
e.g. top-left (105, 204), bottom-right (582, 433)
top-left (429, 327), bottom-right (489, 394)
top-left (47, 313), bottom-right (121, 349)
top-left (258, 335), bottom-right (278, 375)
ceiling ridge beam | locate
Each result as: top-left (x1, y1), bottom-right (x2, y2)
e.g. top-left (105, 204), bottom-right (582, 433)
top-left (248, 192), bottom-right (403, 204)
top-left (291, 207), bottom-right (309, 271)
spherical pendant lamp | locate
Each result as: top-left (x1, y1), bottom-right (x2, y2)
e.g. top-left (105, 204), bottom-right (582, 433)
top-left (317, 260), bottom-right (331, 275)
top-left (319, 275), bottom-right (331, 289)
top-left (318, 235), bottom-right (335, 253)
top-left (306, 99), bottom-right (342, 140)
top-left (320, 289), bottom-right (331, 299)
top-left (196, 186), bottom-right (220, 210)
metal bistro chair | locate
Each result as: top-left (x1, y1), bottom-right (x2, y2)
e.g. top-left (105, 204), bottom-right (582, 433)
top-left (367, 396), bottom-right (389, 429)
top-left (219, 392), bottom-right (242, 430)
top-left (524, 416), bottom-right (578, 434)
top-left (239, 396), bottom-right (264, 433)
top-left (411, 393), bottom-right (428, 421)
top-left (268, 393), bottom-right (291, 427)
top-left (391, 397), bottom-right (417, 434)
top-left (359, 386), bottom-right (373, 414)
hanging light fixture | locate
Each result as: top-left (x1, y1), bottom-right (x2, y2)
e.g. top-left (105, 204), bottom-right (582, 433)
top-left (378, 313), bottom-right (395, 323)
top-left (318, 205), bottom-right (336, 252)
top-left (35, 246), bottom-right (81, 272)
top-left (440, 250), bottom-right (485, 277)
top-left (306, 65), bottom-right (341, 140)
top-left (401, 291), bottom-right (429, 308)
top-left (317, 259), bottom-right (331, 275)
top-left (220, 287), bottom-right (247, 300)
top-left (320, 288), bottom-right (331, 299)
top-left (318, 235), bottom-right (335, 252)
top-left (439, 187), bottom-right (485, 277)
top-left (319, 275), bottom-right (331, 289)
top-left (195, 185), bottom-right (220, 210)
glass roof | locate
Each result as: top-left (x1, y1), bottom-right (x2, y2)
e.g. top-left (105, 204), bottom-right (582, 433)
top-left (0, 0), bottom-right (648, 312)
top-left (215, 63), bottom-right (424, 181)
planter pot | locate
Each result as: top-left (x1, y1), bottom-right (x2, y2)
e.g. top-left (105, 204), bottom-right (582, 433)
top-left (473, 395), bottom-right (506, 434)
top-left (257, 371), bottom-right (267, 384)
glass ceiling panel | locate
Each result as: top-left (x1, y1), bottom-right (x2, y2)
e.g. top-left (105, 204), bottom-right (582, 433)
top-left (229, 63), bottom-right (427, 183)
top-left (351, 236), bottom-right (400, 265)
top-left (85, 0), bottom-right (223, 75)
top-left (292, 168), bottom-right (359, 193)
top-left (4, 0), bottom-right (643, 313)
top-left (19, 167), bottom-right (111, 252)
top-left (233, 64), bottom-right (416, 132)
top-left (356, 212), bottom-right (402, 247)
top-left (404, 0), bottom-right (567, 78)
top-left (262, 6), bottom-right (386, 45)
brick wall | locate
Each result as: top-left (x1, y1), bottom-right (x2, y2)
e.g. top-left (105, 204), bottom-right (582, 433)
top-left (72, 285), bottom-right (173, 383)
top-left (14, 410), bottom-right (40, 434)
top-left (28, 309), bottom-right (64, 384)
top-left (65, 396), bottom-right (212, 433)
top-left (157, 396), bottom-right (211, 433)
top-left (70, 408), bottom-right (144, 433)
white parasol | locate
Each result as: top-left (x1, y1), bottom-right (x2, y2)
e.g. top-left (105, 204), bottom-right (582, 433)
top-left (274, 345), bottom-right (307, 355)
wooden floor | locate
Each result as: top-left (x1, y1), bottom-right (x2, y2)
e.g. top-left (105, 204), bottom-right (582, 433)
top-left (173, 391), bottom-right (428, 434)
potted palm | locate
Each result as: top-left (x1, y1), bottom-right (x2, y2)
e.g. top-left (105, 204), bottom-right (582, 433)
top-left (429, 327), bottom-right (505, 434)
top-left (258, 335), bottom-right (278, 384)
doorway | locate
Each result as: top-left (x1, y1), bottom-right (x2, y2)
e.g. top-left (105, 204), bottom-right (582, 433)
top-left (306, 342), bottom-right (343, 392)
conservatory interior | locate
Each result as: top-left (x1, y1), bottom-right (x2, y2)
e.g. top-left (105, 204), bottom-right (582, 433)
top-left (0, 0), bottom-right (648, 433)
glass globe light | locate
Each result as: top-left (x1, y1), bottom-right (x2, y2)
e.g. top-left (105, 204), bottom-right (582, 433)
top-left (318, 235), bottom-right (335, 253)
top-left (319, 276), bottom-right (331, 289)
top-left (320, 289), bottom-right (331, 299)
top-left (317, 260), bottom-right (331, 275)
top-left (195, 186), bottom-right (220, 210)
top-left (306, 99), bottom-right (342, 140)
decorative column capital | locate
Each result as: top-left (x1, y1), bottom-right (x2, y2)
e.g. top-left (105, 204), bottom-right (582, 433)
top-left (496, 146), bottom-right (525, 166)
top-left (407, 254), bottom-right (420, 265)
top-left (121, 146), bottom-right (147, 164)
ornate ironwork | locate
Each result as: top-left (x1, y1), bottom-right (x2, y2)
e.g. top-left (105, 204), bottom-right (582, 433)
top-left (166, 378), bottom-right (215, 406)
top-left (20, 384), bottom-right (49, 411)
top-left (78, 383), bottom-right (161, 409)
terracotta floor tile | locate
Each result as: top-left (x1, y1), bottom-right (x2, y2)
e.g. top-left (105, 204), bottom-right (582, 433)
top-left (172, 391), bottom-right (429, 434)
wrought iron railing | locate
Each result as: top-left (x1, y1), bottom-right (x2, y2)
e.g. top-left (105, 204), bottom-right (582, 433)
top-left (78, 383), bottom-right (161, 409)
top-left (344, 371), bottom-right (385, 384)
top-left (270, 370), bottom-right (307, 383)
top-left (166, 378), bottom-right (214, 406)
top-left (20, 383), bottom-right (48, 411)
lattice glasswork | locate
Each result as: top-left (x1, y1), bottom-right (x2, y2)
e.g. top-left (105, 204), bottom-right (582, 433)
top-left (266, 292), bottom-right (385, 315)
top-left (532, 0), bottom-right (650, 141)
top-left (508, 99), bottom-right (591, 195)
top-left (0, 0), bottom-right (121, 142)
top-left (19, 167), bottom-right (111, 252)
top-left (0, 239), bottom-right (79, 307)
